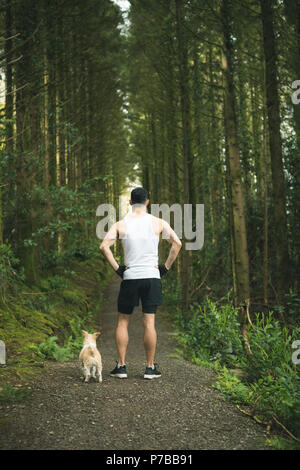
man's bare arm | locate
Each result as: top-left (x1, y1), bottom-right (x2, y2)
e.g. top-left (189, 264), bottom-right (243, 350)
top-left (161, 219), bottom-right (182, 270)
top-left (99, 222), bottom-right (119, 271)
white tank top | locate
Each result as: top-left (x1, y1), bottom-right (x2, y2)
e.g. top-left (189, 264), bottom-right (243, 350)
top-left (121, 212), bottom-right (160, 280)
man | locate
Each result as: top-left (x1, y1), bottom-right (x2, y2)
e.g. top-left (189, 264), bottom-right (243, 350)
top-left (100, 187), bottom-right (182, 379)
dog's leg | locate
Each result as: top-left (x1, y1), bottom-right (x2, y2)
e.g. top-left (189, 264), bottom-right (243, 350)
top-left (99, 369), bottom-right (102, 383)
top-left (91, 365), bottom-right (97, 379)
top-left (83, 364), bottom-right (91, 383)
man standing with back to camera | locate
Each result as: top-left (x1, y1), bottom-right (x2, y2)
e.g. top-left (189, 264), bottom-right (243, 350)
top-left (100, 187), bottom-right (182, 379)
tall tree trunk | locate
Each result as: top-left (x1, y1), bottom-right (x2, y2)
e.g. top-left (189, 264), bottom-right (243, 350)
top-left (225, 135), bottom-right (238, 306)
top-left (1, 0), bottom-right (14, 308)
top-left (175, 0), bottom-right (191, 313)
top-left (4, 0), bottom-right (13, 154)
top-left (295, 0), bottom-right (300, 153)
top-left (260, 0), bottom-right (290, 305)
top-left (284, 0), bottom-right (300, 292)
top-left (166, 37), bottom-right (178, 205)
top-left (192, 45), bottom-right (205, 279)
top-left (151, 113), bottom-right (159, 204)
top-left (262, 93), bottom-right (269, 307)
top-left (0, 181), bottom-right (2, 245)
top-left (208, 45), bottom-right (222, 248)
top-left (284, 0), bottom-right (300, 152)
top-left (14, 0), bottom-right (40, 285)
top-left (43, 50), bottom-right (51, 253)
top-left (221, 0), bottom-right (251, 352)
top-left (4, 0), bottom-right (14, 242)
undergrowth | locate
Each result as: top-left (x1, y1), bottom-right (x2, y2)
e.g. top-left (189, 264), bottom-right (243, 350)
top-left (164, 276), bottom-right (300, 450)
top-left (0, 384), bottom-right (33, 403)
top-left (0, 253), bottom-right (111, 386)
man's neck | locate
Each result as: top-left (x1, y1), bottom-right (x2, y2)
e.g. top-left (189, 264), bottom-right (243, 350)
top-left (131, 205), bottom-right (147, 217)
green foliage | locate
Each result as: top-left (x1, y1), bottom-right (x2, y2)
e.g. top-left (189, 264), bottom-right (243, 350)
top-left (214, 367), bottom-right (250, 404)
top-left (38, 336), bottom-right (72, 362)
top-left (283, 290), bottom-right (300, 328)
top-left (249, 373), bottom-right (300, 433)
top-left (38, 314), bottom-right (90, 361)
top-left (0, 303), bottom-right (55, 364)
top-left (268, 436), bottom-right (300, 450)
top-left (66, 316), bottom-right (91, 356)
top-left (0, 243), bottom-right (25, 291)
top-left (237, 314), bottom-right (300, 435)
top-left (41, 239), bottom-right (103, 270)
top-left (0, 385), bottom-right (32, 403)
top-left (33, 177), bottom-right (111, 271)
top-left (162, 276), bottom-right (183, 320)
top-left (46, 275), bottom-right (69, 291)
top-left (0, 258), bottom-right (110, 385)
top-left (173, 297), bottom-right (300, 443)
top-left (175, 298), bottom-right (243, 367)
top-left (241, 312), bottom-right (298, 380)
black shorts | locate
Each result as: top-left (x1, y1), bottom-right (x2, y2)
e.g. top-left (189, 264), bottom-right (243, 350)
top-left (117, 278), bottom-right (163, 314)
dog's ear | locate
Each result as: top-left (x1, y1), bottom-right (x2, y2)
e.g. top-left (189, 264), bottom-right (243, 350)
top-left (93, 331), bottom-right (101, 338)
top-left (82, 330), bottom-right (88, 337)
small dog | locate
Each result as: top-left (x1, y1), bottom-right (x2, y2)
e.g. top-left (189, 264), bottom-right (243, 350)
top-left (79, 330), bottom-right (102, 383)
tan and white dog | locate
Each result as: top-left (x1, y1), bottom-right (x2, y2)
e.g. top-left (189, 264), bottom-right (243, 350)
top-left (79, 330), bottom-right (102, 383)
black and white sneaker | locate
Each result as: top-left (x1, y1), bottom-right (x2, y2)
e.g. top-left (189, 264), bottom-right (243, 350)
top-left (110, 361), bottom-right (127, 378)
top-left (144, 364), bottom-right (161, 379)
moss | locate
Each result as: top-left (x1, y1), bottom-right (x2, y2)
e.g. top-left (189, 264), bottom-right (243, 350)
top-left (60, 288), bottom-right (88, 310)
top-left (0, 258), bottom-right (110, 387)
top-left (13, 304), bottom-right (56, 332)
top-left (40, 279), bottom-right (51, 291)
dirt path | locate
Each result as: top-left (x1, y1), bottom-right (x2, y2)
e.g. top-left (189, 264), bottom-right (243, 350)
top-left (0, 280), bottom-right (270, 450)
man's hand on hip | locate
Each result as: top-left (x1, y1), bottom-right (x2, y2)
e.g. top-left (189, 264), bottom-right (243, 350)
top-left (115, 265), bottom-right (126, 279)
top-left (158, 264), bottom-right (169, 277)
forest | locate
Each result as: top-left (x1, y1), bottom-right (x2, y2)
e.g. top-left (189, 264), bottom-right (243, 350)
top-left (0, 0), bottom-right (299, 450)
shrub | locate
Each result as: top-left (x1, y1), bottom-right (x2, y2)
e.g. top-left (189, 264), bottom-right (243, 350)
top-left (214, 367), bottom-right (250, 404)
top-left (38, 336), bottom-right (72, 362)
top-left (283, 290), bottom-right (300, 329)
top-left (37, 315), bottom-right (90, 361)
top-left (175, 298), bottom-right (243, 367)
top-left (240, 312), bottom-right (298, 381)
top-left (47, 275), bottom-right (69, 291)
top-left (0, 244), bottom-right (25, 300)
top-left (240, 314), bottom-right (300, 436)
top-left (173, 298), bottom-right (300, 443)
top-left (249, 372), bottom-right (300, 435)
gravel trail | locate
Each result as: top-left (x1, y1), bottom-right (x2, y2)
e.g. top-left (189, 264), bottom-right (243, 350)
top-left (0, 280), bottom-right (270, 450)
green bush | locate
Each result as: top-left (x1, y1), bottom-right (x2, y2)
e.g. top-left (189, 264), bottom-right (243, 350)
top-left (249, 373), bottom-right (300, 435)
top-left (162, 276), bottom-right (182, 311)
top-left (175, 298), bottom-right (243, 367)
top-left (282, 290), bottom-right (300, 328)
top-left (65, 316), bottom-right (89, 356)
top-left (38, 315), bottom-right (89, 361)
top-left (47, 275), bottom-right (69, 291)
top-left (0, 244), bottom-right (25, 296)
top-left (173, 298), bottom-right (300, 443)
top-left (239, 313), bottom-right (300, 436)
top-left (241, 312), bottom-right (298, 380)
top-left (38, 336), bottom-right (72, 362)
top-left (214, 367), bottom-right (250, 404)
